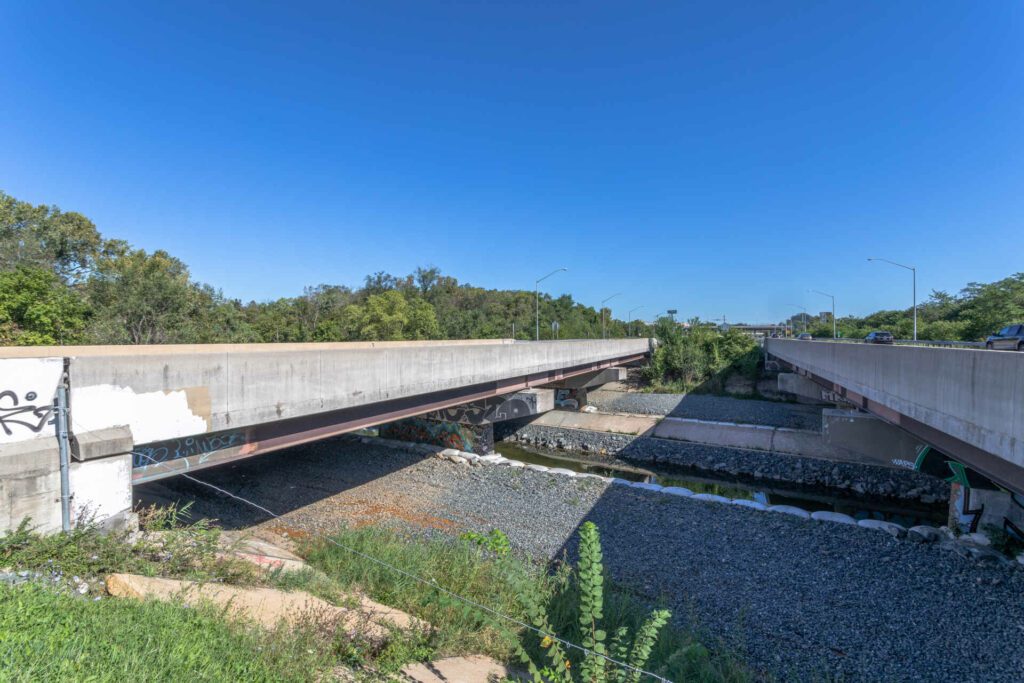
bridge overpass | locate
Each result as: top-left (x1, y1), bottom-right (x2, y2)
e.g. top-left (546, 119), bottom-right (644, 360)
top-left (1, 338), bottom-right (651, 531)
top-left (766, 338), bottom-right (1024, 494)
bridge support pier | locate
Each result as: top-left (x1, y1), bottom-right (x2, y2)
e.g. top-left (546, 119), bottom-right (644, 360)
top-left (822, 410), bottom-right (926, 469)
top-left (950, 484), bottom-right (1024, 542)
top-left (379, 389), bottom-right (554, 454)
top-left (777, 372), bottom-right (834, 404)
top-left (380, 418), bottom-right (495, 454)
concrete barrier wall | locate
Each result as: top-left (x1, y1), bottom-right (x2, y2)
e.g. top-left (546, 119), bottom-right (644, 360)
top-left (766, 339), bottom-right (1024, 469)
top-left (5, 339), bottom-right (650, 447)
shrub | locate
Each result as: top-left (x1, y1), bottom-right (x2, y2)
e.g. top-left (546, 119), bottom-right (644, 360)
top-left (506, 522), bottom-right (670, 683)
top-left (643, 319), bottom-right (759, 393)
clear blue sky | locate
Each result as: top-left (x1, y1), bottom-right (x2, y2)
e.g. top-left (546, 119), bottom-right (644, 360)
top-left (2, 1), bottom-right (1021, 323)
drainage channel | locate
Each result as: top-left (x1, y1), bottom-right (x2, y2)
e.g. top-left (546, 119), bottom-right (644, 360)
top-left (495, 441), bottom-right (947, 527)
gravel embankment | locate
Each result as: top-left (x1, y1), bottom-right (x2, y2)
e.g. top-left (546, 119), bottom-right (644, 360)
top-left (500, 423), bottom-right (950, 504)
top-left (587, 390), bottom-right (823, 430)
top-left (137, 437), bottom-right (1023, 682)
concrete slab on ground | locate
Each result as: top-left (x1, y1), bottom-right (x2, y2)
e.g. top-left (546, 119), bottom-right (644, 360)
top-left (105, 573), bottom-right (428, 644)
top-left (402, 655), bottom-right (519, 683)
top-left (529, 410), bottom-right (658, 435)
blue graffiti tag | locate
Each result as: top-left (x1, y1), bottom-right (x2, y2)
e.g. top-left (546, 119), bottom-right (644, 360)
top-left (134, 431), bottom-right (245, 470)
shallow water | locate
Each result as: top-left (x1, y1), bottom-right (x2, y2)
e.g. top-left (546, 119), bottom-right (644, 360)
top-left (495, 441), bottom-right (947, 527)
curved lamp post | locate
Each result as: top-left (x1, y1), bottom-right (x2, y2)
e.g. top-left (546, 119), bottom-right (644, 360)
top-left (535, 268), bottom-right (567, 341)
top-left (868, 258), bottom-right (917, 341)
top-left (601, 292), bottom-right (622, 339)
top-left (809, 290), bottom-right (836, 338)
top-left (627, 305), bottom-right (643, 337)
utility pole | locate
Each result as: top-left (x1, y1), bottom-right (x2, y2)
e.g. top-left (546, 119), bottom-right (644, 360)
top-left (535, 268), bottom-right (567, 341)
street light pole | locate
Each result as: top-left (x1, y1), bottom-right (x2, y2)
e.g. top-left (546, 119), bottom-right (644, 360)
top-left (809, 290), bottom-right (836, 338)
top-left (868, 258), bottom-right (917, 341)
top-left (535, 268), bottom-right (568, 341)
top-left (627, 306), bottom-right (643, 337)
top-left (601, 292), bottom-right (622, 339)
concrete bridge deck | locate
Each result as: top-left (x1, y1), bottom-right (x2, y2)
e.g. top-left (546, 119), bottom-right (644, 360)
top-left (766, 338), bottom-right (1024, 492)
top-left (1, 339), bottom-right (651, 530)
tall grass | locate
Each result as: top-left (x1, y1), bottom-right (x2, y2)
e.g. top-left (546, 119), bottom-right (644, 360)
top-left (0, 582), bottom-right (333, 682)
top-left (297, 525), bottom-right (752, 682)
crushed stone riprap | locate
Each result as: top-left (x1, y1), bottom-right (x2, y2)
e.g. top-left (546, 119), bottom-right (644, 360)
top-left (136, 437), bottom-right (1024, 683)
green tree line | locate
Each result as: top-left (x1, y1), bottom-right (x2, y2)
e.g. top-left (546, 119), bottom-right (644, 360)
top-left (783, 274), bottom-right (1024, 342)
top-left (0, 191), bottom-right (642, 346)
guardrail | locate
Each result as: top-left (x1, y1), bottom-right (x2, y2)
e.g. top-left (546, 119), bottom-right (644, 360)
top-left (777, 337), bottom-right (986, 349)
top-left (893, 339), bottom-right (986, 349)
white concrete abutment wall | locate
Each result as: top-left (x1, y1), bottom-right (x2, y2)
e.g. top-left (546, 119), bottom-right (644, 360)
top-left (0, 357), bottom-right (134, 532)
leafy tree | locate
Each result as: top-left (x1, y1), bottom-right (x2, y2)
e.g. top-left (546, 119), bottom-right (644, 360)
top-left (342, 290), bottom-right (440, 341)
top-left (0, 191), bottom-right (121, 283)
top-left (86, 249), bottom-right (202, 344)
top-left (959, 274), bottom-right (1024, 339)
top-left (0, 266), bottom-right (88, 345)
top-left (644, 318), bottom-right (758, 391)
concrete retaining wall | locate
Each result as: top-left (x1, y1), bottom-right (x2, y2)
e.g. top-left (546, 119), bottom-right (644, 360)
top-left (525, 410), bottom-right (872, 464)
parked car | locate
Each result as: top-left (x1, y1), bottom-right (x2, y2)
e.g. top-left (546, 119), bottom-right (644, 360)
top-left (864, 331), bottom-right (894, 344)
top-left (797, 333), bottom-right (813, 340)
top-left (985, 324), bottom-right (1024, 351)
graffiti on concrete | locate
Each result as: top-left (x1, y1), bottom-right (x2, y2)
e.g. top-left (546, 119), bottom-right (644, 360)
top-left (552, 387), bottom-right (585, 409)
top-left (951, 483), bottom-right (1024, 539)
top-left (425, 393), bottom-right (538, 425)
top-left (380, 418), bottom-right (494, 454)
top-left (133, 431), bottom-right (245, 470)
top-left (0, 390), bottom-right (54, 437)
top-left (919, 446), bottom-right (1024, 539)
top-left (914, 446), bottom-right (999, 490)
top-left (0, 357), bottom-right (63, 444)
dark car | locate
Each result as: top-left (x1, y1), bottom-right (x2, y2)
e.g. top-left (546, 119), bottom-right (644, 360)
top-left (797, 333), bottom-right (813, 340)
top-left (985, 324), bottom-right (1024, 351)
top-left (864, 331), bottom-right (894, 344)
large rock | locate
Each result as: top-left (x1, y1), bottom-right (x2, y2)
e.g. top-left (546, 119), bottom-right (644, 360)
top-left (857, 519), bottom-right (906, 538)
top-left (105, 573), bottom-right (427, 645)
top-left (768, 505), bottom-right (811, 520)
top-left (692, 493), bottom-right (730, 504)
top-left (811, 511), bottom-right (857, 526)
top-left (907, 526), bottom-right (943, 543)
top-left (220, 533), bottom-right (308, 573)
